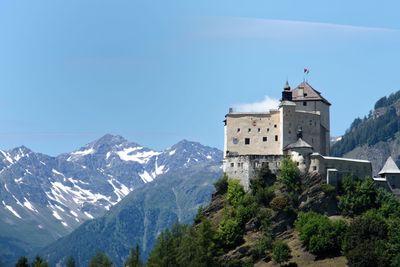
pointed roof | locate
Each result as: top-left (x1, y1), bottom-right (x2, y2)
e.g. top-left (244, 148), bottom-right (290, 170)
top-left (379, 156), bottom-right (400, 175)
top-left (291, 81), bottom-right (331, 106)
top-left (283, 138), bottom-right (313, 151)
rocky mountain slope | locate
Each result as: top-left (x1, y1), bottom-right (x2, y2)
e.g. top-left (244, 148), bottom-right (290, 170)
top-left (38, 163), bottom-right (222, 266)
top-left (331, 90), bottom-right (400, 175)
top-left (0, 134), bottom-right (222, 264)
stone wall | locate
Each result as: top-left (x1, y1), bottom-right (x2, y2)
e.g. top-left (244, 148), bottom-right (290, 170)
top-left (309, 153), bottom-right (372, 183)
top-left (224, 111), bottom-right (281, 156)
top-left (223, 155), bottom-right (283, 191)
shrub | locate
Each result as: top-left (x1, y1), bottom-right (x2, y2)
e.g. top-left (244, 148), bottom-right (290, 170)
top-left (295, 212), bottom-right (347, 256)
top-left (278, 158), bottom-right (300, 191)
top-left (214, 174), bottom-right (229, 195)
top-left (252, 234), bottom-right (273, 260)
top-left (270, 195), bottom-right (289, 211)
top-left (321, 184), bottom-right (336, 195)
top-left (226, 179), bottom-right (245, 207)
top-left (271, 241), bottom-right (292, 266)
top-left (339, 177), bottom-right (378, 216)
top-left (217, 217), bottom-right (243, 247)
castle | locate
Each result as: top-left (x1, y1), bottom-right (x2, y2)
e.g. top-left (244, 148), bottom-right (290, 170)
top-left (223, 81), bottom-right (373, 190)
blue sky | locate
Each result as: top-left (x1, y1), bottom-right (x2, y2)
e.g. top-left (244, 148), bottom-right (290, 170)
top-left (1, 1), bottom-right (400, 155)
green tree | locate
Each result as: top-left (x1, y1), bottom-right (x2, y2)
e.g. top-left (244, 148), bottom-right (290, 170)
top-left (66, 256), bottom-right (76, 267)
top-left (278, 158), bottom-right (300, 191)
top-left (344, 215), bottom-right (389, 267)
top-left (89, 251), bottom-right (114, 267)
top-left (295, 212), bottom-right (347, 256)
top-left (147, 223), bottom-right (189, 267)
top-left (31, 256), bottom-right (49, 267)
top-left (271, 241), bottom-right (292, 267)
top-left (226, 179), bottom-right (245, 207)
top-left (125, 245), bottom-right (142, 267)
top-left (214, 174), bottom-right (228, 195)
top-left (15, 256), bottom-right (29, 267)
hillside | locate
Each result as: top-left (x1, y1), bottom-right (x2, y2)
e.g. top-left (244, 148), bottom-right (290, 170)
top-left (331, 90), bottom-right (400, 174)
top-left (145, 160), bottom-right (400, 267)
top-left (38, 163), bottom-right (222, 266)
top-left (0, 135), bottom-right (222, 265)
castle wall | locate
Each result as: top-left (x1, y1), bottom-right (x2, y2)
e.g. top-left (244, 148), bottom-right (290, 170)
top-left (309, 154), bottom-right (372, 182)
top-left (225, 111), bottom-right (281, 157)
top-left (223, 155), bottom-right (283, 191)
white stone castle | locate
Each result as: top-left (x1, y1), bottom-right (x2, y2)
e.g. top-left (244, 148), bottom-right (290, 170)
top-left (223, 81), bottom-right (374, 190)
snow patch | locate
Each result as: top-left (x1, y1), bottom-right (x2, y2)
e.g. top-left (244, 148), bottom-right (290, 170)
top-left (84, 211), bottom-right (94, 219)
top-left (52, 169), bottom-right (64, 176)
top-left (52, 210), bottom-right (63, 220)
top-left (3, 201), bottom-right (22, 219)
top-left (139, 171), bottom-right (153, 183)
top-left (70, 210), bottom-right (78, 217)
top-left (67, 148), bottom-right (95, 161)
top-left (14, 177), bottom-right (24, 184)
top-left (169, 149), bottom-right (176, 156)
top-left (0, 150), bottom-right (14, 164)
top-left (116, 147), bottom-right (160, 164)
top-left (23, 198), bottom-right (38, 213)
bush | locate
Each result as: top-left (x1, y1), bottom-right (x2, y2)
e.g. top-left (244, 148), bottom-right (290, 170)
top-left (227, 179), bottom-right (245, 207)
top-left (321, 184), bottom-right (336, 195)
top-left (339, 177), bottom-right (378, 216)
top-left (252, 234), bottom-right (272, 260)
top-left (214, 174), bottom-right (229, 195)
top-left (271, 241), bottom-right (292, 266)
top-left (270, 195), bottom-right (289, 211)
top-left (278, 158), bottom-right (300, 191)
top-left (295, 212), bottom-right (347, 256)
top-left (216, 217), bottom-right (243, 248)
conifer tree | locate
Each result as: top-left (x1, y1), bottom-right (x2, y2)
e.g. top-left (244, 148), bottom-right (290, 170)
top-left (89, 251), bottom-right (114, 267)
top-left (66, 256), bottom-right (76, 267)
top-left (15, 256), bottom-right (29, 267)
top-left (124, 245), bottom-right (142, 267)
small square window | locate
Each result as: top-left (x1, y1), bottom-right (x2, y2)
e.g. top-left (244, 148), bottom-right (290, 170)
top-left (263, 137), bottom-right (267, 142)
top-left (245, 138), bottom-right (250, 145)
top-left (258, 128), bottom-right (261, 132)
top-left (303, 101), bottom-right (307, 106)
top-left (237, 128), bottom-right (240, 132)
top-left (267, 128), bottom-right (270, 132)
top-left (274, 124), bottom-right (277, 128)
top-left (275, 135), bottom-right (278, 141)
top-left (313, 166), bottom-right (317, 171)
top-left (230, 163), bottom-right (234, 167)
top-left (248, 128), bottom-right (251, 133)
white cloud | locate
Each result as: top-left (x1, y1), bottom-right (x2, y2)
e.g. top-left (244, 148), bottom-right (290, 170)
top-left (196, 17), bottom-right (399, 41)
top-left (233, 96), bottom-right (280, 113)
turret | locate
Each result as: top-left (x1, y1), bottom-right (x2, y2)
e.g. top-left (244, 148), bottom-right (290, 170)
top-left (281, 80), bottom-right (292, 101)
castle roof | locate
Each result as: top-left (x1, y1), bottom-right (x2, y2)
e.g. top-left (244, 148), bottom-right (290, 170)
top-left (283, 138), bottom-right (313, 151)
top-left (379, 156), bottom-right (400, 175)
top-left (291, 82), bottom-right (331, 106)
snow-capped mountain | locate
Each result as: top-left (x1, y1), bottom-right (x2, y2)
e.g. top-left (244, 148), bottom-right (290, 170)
top-left (0, 135), bottom-right (222, 263)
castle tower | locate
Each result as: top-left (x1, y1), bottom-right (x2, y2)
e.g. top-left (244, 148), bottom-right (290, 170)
top-left (289, 82), bottom-right (331, 155)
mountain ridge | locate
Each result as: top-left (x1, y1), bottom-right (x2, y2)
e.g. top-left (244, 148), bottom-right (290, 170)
top-left (0, 134), bottom-right (222, 264)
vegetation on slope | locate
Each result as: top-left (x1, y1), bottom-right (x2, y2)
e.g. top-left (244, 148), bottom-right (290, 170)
top-left (331, 90), bottom-right (400, 157)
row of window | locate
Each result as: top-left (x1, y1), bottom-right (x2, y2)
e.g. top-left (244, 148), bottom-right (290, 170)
top-left (237, 125), bottom-right (277, 133)
top-left (237, 135), bottom-right (278, 145)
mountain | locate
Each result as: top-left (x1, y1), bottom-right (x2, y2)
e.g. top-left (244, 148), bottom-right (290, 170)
top-left (331, 90), bottom-right (400, 175)
top-left (0, 135), bottom-right (222, 264)
top-left (38, 163), bottom-right (222, 266)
